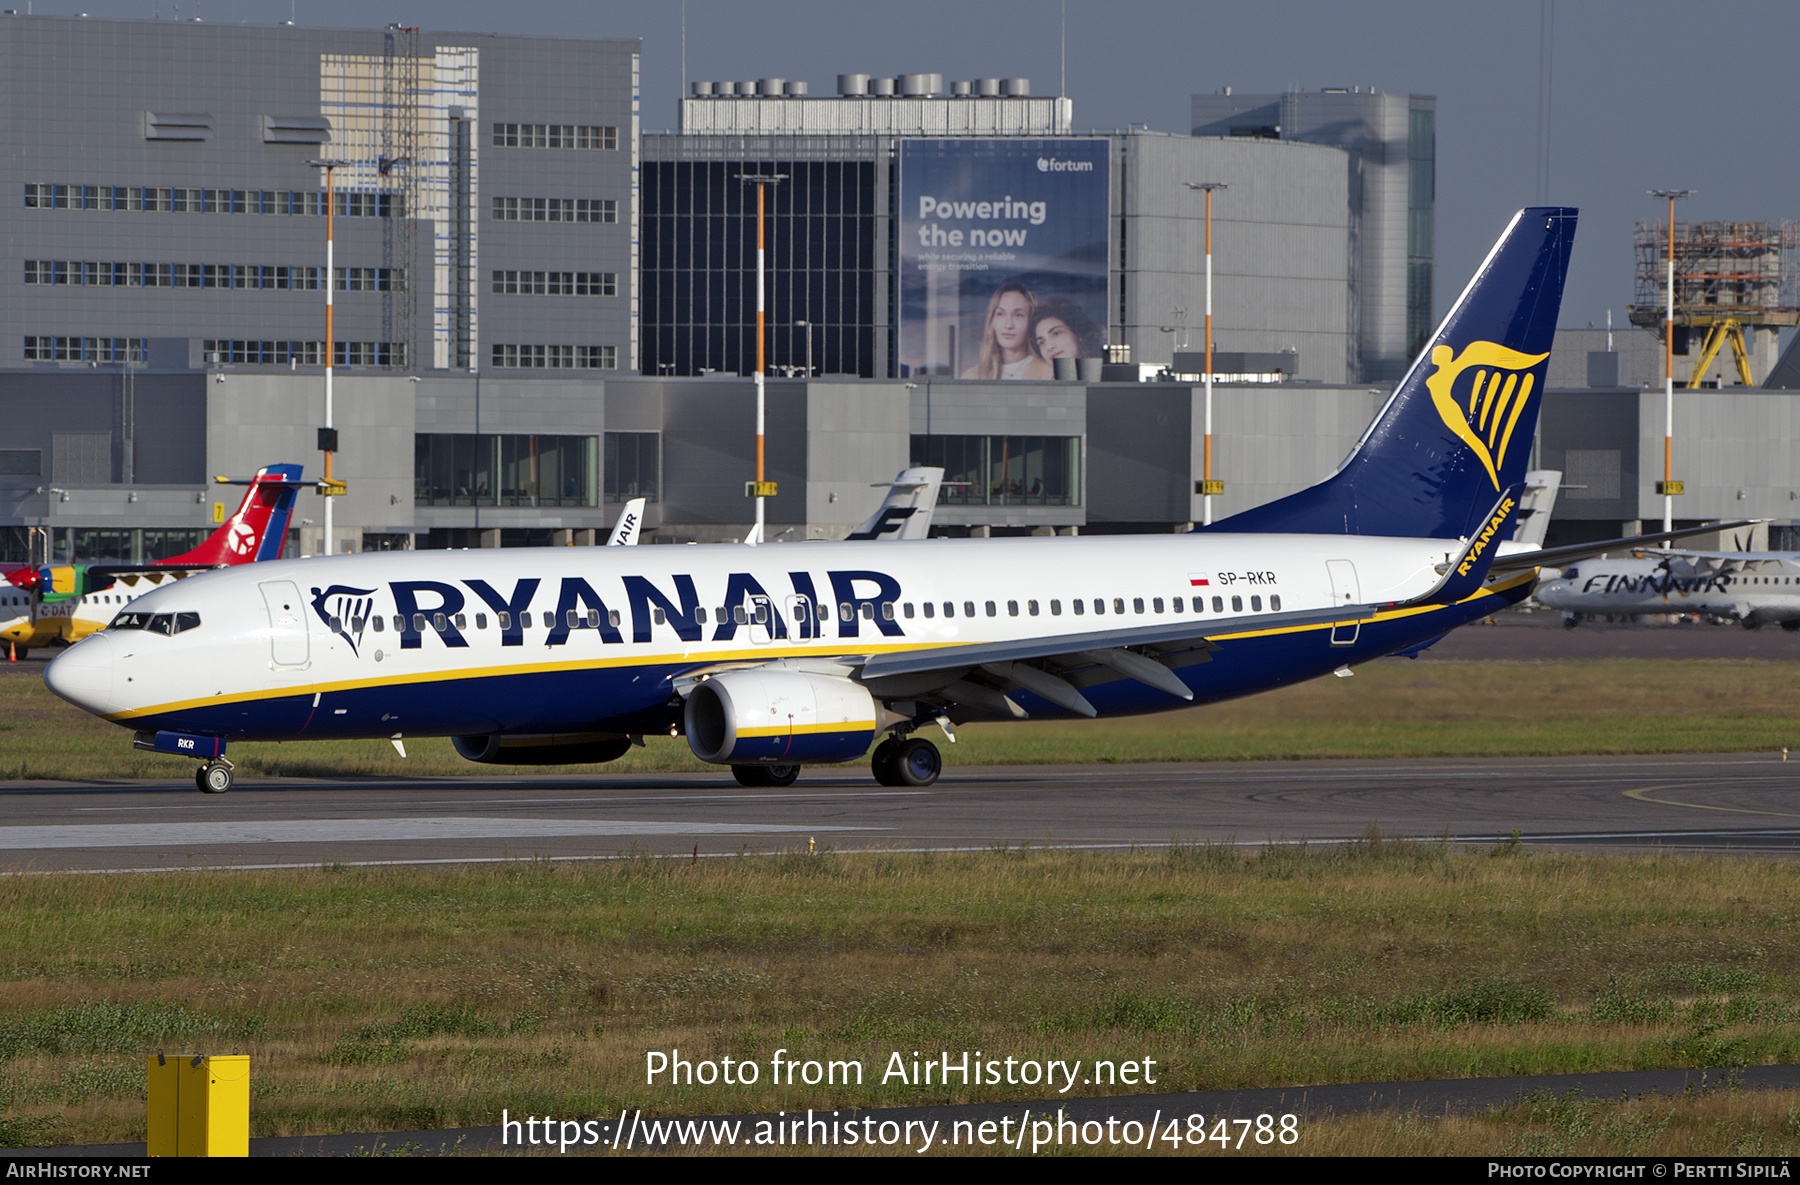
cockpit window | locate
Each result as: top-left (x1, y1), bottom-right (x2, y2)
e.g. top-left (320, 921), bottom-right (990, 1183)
top-left (107, 610), bottom-right (200, 634)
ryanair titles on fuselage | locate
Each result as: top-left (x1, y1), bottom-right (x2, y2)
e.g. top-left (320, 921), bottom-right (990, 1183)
top-left (309, 566), bottom-right (910, 659)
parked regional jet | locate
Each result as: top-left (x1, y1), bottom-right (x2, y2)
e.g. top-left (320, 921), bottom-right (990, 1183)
top-left (39, 208), bottom-right (1750, 795)
top-left (3, 465), bottom-right (304, 657)
top-left (1538, 547), bottom-right (1800, 630)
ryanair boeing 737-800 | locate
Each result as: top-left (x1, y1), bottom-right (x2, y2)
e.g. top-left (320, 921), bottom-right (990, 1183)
top-left (38, 208), bottom-right (1745, 794)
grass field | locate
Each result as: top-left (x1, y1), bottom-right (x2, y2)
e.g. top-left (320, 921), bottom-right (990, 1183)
top-left (5, 655), bottom-right (1800, 782)
top-left (6, 655), bottom-right (1800, 1154)
top-left (1, 842), bottom-right (1799, 1153)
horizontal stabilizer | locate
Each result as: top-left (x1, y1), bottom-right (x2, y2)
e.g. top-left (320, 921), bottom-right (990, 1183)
top-left (1490, 519), bottom-right (1766, 573)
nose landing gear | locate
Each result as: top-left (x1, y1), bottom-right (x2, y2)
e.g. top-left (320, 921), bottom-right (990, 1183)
top-left (196, 760), bottom-right (234, 794)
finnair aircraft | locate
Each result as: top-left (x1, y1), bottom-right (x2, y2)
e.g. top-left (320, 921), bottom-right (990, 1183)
top-left (1538, 549), bottom-right (1800, 630)
top-left (41, 207), bottom-right (1731, 795)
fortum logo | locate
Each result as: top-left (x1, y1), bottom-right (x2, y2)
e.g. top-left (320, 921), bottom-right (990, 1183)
top-left (1036, 157), bottom-right (1094, 172)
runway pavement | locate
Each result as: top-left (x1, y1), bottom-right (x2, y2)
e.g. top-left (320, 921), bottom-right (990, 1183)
top-left (4, 751), bottom-right (1800, 872)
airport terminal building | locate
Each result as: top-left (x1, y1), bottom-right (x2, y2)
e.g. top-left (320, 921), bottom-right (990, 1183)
top-left (1, 14), bottom-right (1796, 564)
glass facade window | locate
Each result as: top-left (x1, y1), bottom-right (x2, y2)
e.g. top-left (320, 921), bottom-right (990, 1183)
top-left (490, 124), bottom-right (617, 150)
top-left (415, 434), bottom-right (599, 507)
top-left (910, 435), bottom-right (1080, 506)
top-left (27, 183), bottom-right (397, 218)
top-left (604, 431), bottom-right (660, 502)
top-left (24, 336), bottom-right (145, 363)
top-left (641, 159), bottom-right (877, 378)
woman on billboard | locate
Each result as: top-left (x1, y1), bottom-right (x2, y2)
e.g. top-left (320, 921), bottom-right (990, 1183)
top-left (1030, 301), bottom-right (1106, 365)
top-left (961, 282), bottom-right (1053, 380)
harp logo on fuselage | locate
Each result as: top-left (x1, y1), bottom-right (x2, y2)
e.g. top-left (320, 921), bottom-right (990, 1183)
top-left (1425, 340), bottom-right (1550, 490)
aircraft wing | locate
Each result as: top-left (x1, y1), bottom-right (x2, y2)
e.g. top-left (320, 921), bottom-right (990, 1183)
top-left (856, 602), bottom-right (1378, 718)
top-left (1489, 519), bottom-right (1765, 574)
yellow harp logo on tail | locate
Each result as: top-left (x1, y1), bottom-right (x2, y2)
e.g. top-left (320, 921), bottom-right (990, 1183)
top-left (1424, 341), bottom-right (1550, 490)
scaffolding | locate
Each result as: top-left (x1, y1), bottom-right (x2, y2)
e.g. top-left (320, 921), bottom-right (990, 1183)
top-left (1628, 220), bottom-right (1800, 386)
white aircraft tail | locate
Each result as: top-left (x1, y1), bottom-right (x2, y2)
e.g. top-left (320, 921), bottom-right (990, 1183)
top-left (846, 467), bottom-right (945, 541)
top-left (606, 498), bottom-right (646, 546)
top-left (1513, 470), bottom-right (1561, 548)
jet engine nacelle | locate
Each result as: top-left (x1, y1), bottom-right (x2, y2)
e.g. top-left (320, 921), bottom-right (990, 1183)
top-left (684, 668), bottom-right (879, 766)
top-left (451, 733), bottom-right (635, 765)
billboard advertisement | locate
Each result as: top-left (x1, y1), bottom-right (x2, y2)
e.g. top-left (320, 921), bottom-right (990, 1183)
top-left (898, 138), bottom-right (1110, 379)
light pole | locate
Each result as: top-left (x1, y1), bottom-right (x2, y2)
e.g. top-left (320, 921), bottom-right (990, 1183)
top-left (1187, 182), bottom-right (1227, 525)
top-left (794, 319), bottom-right (814, 378)
top-left (309, 158), bottom-right (350, 555)
top-left (735, 173), bottom-right (787, 545)
top-left (1649, 188), bottom-right (1694, 542)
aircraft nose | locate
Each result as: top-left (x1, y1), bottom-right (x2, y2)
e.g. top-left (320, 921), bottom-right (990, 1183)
top-left (44, 633), bottom-right (115, 716)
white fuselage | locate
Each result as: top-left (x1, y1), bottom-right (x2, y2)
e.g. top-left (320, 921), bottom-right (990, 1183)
top-left (46, 532), bottom-right (1519, 743)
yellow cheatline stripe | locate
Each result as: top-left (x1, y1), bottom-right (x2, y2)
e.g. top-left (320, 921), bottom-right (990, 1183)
top-left (1623, 784), bottom-right (1800, 821)
top-left (104, 573), bottom-right (1537, 722)
top-left (737, 722), bottom-right (876, 739)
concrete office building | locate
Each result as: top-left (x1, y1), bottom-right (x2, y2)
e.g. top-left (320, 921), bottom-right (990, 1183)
top-left (1192, 88), bottom-right (1436, 382)
top-left (0, 14), bottom-right (638, 559)
top-left (643, 77), bottom-right (1356, 383)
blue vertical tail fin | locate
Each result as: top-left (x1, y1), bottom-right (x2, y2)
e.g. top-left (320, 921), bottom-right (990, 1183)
top-left (1205, 206), bottom-right (1577, 539)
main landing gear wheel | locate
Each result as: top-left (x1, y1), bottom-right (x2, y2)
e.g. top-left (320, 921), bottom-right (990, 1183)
top-left (732, 764), bottom-right (800, 788)
top-left (871, 737), bottom-right (905, 786)
top-left (1782, 621), bottom-right (1800, 633)
top-left (197, 762), bottom-right (233, 794)
top-left (875, 737), bottom-right (941, 787)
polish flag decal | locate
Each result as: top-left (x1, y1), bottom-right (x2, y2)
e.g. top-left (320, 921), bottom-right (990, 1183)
top-left (1188, 574), bottom-right (1211, 587)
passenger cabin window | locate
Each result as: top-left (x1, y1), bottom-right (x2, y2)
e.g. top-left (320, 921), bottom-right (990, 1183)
top-left (964, 601), bottom-right (975, 617)
top-left (985, 601), bottom-right (996, 617)
top-left (693, 608), bottom-right (706, 624)
top-left (903, 602), bottom-right (915, 619)
top-left (1250, 595), bottom-right (1262, 611)
top-left (653, 608), bottom-right (666, 625)
top-left (1093, 599), bottom-right (1105, 615)
top-left (372, 616), bottom-right (385, 632)
top-left (1153, 598), bottom-right (1164, 613)
top-left (943, 602), bottom-right (954, 618)
top-left (1231, 596), bottom-right (1243, 612)
top-left (1028, 600), bottom-right (1039, 616)
top-left (475, 613), bottom-right (488, 629)
top-left (881, 602), bottom-right (895, 620)
top-left (1072, 599), bottom-right (1084, 615)
top-left (923, 602), bottom-right (935, 618)
top-left (1115, 598), bottom-right (1126, 614)
top-left (1133, 598), bottom-right (1144, 614)
top-left (1174, 596), bottom-right (1184, 612)
top-left (1050, 599), bottom-right (1061, 615)
top-left (1271, 595), bottom-right (1282, 611)
top-left (1212, 596), bottom-right (1223, 613)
